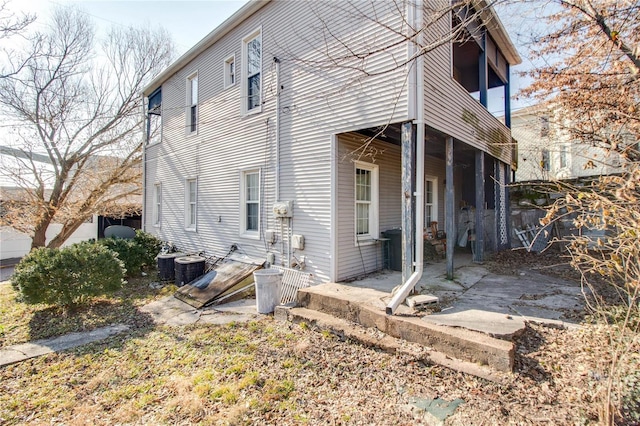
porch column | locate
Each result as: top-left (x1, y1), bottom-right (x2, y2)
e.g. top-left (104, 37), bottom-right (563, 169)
top-left (504, 64), bottom-right (511, 129)
top-left (474, 150), bottom-right (485, 263)
top-left (479, 31), bottom-right (488, 108)
top-left (445, 136), bottom-right (455, 280)
top-left (401, 122), bottom-right (415, 284)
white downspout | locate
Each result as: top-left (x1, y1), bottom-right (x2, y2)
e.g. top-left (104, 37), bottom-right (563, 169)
top-left (141, 93), bottom-right (148, 233)
top-left (274, 56), bottom-right (281, 202)
top-left (386, 0), bottom-right (425, 315)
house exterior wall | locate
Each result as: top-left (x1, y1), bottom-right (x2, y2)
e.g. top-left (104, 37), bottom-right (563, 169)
top-left (335, 133), bottom-right (453, 281)
top-left (512, 108), bottom-right (626, 182)
top-left (422, 2), bottom-right (512, 164)
top-left (144, 0), bottom-right (410, 283)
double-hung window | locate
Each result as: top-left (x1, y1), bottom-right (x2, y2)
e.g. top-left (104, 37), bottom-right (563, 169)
top-left (187, 73), bottom-right (198, 133)
top-left (224, 55), bottom-right (235, 88)
top-left (185, 178), bottom-right (197, 230)
top-left (425, 176), bottom-right (438, 226)
top-left (240, 169), bottom-right (260, 238)
top-left (354, 162), bottom-right (379, 242)
top-left (153, 183), bottom-right (162, 226)
top-left (243, 29), bottom-right (261, 113)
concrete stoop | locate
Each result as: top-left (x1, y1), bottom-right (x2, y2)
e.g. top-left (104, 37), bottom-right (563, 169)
top-left (280, 282), bottom-right (514, 375)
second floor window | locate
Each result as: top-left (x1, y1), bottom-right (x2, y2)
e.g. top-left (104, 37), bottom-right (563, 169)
top-left (188, 74), bottom-right (198, 133)
top-left (225, 55), bottom-right (235, 88)
top-left (243, 30), bottom-right (261, 113)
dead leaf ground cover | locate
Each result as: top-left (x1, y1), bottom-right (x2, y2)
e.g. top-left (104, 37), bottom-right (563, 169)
top-left (0, 316), bottom-right (637, 425)
top-left (0, 253), bottom-right (638, 424)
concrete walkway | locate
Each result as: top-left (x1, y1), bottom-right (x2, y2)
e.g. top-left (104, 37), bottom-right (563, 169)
top-left (0, 284), bottom-right (262, 368)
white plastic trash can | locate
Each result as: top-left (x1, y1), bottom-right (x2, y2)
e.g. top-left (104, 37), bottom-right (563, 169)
top-left (253, 269), bottom-right (283, 314)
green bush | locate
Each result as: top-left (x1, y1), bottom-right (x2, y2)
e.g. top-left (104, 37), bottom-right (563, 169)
top-left (133, 230), bottom-right (163, 268)
top-left (99, 237), bottom-right (145, 277)
top-left (12, 242), bottom-right (125, 309)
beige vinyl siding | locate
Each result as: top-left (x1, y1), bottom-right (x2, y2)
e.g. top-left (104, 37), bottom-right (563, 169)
top-left (336, 133), bottom-right (401, 281)
top-left (422, 3), bottom-right (512, 164)
top-left (144, 1), bottom-right (409, 284)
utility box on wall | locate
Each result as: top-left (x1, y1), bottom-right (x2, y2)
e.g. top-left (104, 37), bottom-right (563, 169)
top-left (272, 201), bottom-right (293, 218)
top-left (292, 234), bottom-right (305, 250)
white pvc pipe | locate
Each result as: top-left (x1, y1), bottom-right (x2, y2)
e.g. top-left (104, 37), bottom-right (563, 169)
top-left (274, 57), bottom-right (281, 202)
top-left (386, 0), bottom-right (425, 315)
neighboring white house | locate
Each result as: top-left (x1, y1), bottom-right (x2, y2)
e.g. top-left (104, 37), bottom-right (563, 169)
top-left (512, 105), bottom-right (626, 182)
top-left (142, 0), bottom-right (521, 284)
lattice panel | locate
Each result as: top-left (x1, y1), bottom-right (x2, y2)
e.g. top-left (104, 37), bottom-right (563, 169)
top-left (497, 163), bottom-right (509, 247)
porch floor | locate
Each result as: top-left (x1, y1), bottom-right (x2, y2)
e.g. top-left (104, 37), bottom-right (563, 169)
top-left (341, 252), bottom-right (584, 338)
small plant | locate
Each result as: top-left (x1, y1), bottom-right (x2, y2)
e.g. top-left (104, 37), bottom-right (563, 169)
top-left (133, 230), bottom-right (163, 268)
top-left (12, 242), bottom-right (125, 311)
top-left (99, 237), bottom-right (145, 277)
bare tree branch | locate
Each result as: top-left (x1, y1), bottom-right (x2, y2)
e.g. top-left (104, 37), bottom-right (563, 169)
top-left (0, 5), bottom-right (174, 249)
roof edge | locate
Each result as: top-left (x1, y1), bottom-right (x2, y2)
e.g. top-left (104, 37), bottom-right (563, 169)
top-left (477, 0), bottom-right (522, 66)
top-left (143, 0), bottom-right (271, 96)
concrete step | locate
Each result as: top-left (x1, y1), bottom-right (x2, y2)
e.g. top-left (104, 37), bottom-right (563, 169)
top-left (293, 283), bottom-right (514, 373)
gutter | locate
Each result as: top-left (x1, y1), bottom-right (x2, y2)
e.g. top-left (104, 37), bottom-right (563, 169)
top-left (386, 0), bottom-right (425, 315)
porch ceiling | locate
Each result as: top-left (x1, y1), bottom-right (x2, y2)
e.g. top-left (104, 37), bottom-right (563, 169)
top-left (355, 124), bottom-right (475, 168)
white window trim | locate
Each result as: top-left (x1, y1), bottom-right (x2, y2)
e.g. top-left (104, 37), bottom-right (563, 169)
top-left (424, 175), bottom-right (438, 227)
top-left (224, 54), bottom-right (236, 89)
top-left (186, 72), bottom-right (198, 135)
top-left (354, 161), bottom-right (379, 246)
top-left (146, 92), bottom-right (163, 147)
top-left (242, 27), bottom-right (262, 116)
top-left (239, 168), bottom-right (261, 240)
top-left (153, 183), bottom-right (162, 227)
top-left (185, 178), bottom-right (197, 231)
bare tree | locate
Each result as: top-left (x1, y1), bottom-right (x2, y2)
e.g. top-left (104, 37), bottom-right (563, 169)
top-left (513, 2), bottom-right (640, 423)
top-left (0, 0), bottom-right (36, 79)
top-left (519, 0), bottom-right (640, 162)
top-left (0, 0), bottom-right (34, 39)
top-left (0, 6), bottom-right (174, 249)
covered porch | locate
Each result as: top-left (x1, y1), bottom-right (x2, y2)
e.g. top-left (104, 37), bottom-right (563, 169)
top-left (333, 122), bottom-right (512, 313)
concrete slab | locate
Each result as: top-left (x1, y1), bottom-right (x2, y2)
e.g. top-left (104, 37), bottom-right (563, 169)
top-left (0, 324), bottom-right (129, 367)
top-left (209, 298), bottom-right (260, 315)
top-left (296, 284), bottom-right (515, 372)
top-left (140, 296), bottom-right (198, 325)
top-left (422, 309), bottom-right (526, 340)
top-left (451, 266), bottom-right (490, 289)
top-left (141, 295), bottom-right (261, 326)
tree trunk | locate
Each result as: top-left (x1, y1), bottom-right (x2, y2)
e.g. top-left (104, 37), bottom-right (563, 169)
top-left (31, 221), bottom-right (50, 250)
top-left (47, 218), bottom-right (87, 249)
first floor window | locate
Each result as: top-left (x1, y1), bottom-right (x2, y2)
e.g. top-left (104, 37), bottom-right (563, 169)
top-left (354, 162), bottom-right (379, 240)
top-left (540, 149), bottom-right (550, 171)
top-left (241, 169), bottom-right (260, 236)
top-left (425, 177), bottom-right (438, 226)
top-left (153, 183), bottom-right (161, 226)
top-left (186, 178), bottom-right (197, 230)
top-left (559, 146), bottom-right (568, 169)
